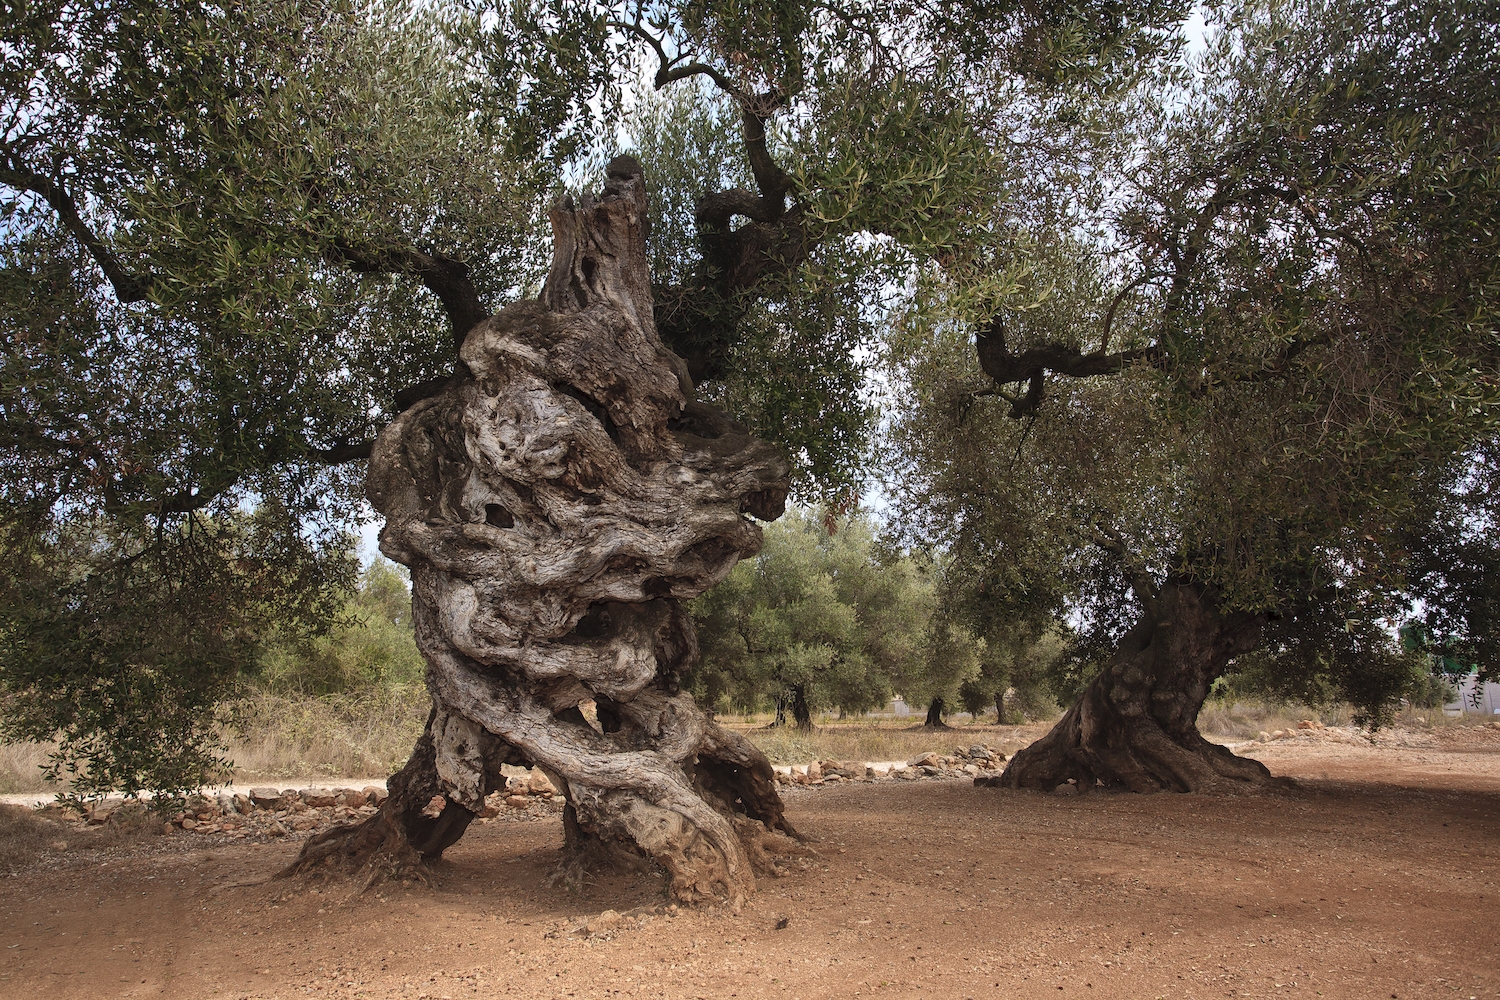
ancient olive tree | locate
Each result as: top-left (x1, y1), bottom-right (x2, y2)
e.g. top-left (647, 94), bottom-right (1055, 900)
top-left (889, 0), bottom-right (1500, 793)
top-left (2, 0), bottom-right (1188, 889)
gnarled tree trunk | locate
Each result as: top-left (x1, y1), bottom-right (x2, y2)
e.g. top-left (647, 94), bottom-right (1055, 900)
top-left (287, 158), bottom-right (802, 902)
top-left (982, 578), bottom-right (1274, 794)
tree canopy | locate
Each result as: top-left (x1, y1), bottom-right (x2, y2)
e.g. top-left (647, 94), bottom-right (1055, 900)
top-left (690, 509), bottom-right (946, 726)
top-left (887, 0), bottom-right (1500, 754)
top-left (2, 0), bottom-right (1190, 791)
top-left (3, 0), bottom-right (1495, 801)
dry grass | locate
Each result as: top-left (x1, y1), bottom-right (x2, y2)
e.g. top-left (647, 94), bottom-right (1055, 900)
top-left (226, 685), bottom-right (428, 782)
top-left (7, 690), bottom-right (1491, 798)
top-left (0, 741), bottom-right (59, 795)
top-left (0, 801), bottom-right (164, 873)
top-left (733, 719), bottom-right (1050, 764)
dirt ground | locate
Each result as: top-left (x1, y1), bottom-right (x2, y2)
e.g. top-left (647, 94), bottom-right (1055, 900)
top-left (3, 730), bottom-right (1499, 1000)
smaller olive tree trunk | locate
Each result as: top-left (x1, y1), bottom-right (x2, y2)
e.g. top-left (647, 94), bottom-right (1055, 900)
top-left (767, 685), bottom-right (813, 730)
top-left (923, 696), bottom-right (949, 729)
top-left (983, 578), bottom-right (1274, 793)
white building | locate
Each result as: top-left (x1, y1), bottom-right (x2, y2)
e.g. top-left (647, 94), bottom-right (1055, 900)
top-left (1443, 674), bottom-right (1500, 716)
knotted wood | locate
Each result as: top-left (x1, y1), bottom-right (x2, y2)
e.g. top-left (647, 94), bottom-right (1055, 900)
top-left (306, 158), bottom-right (798, 902)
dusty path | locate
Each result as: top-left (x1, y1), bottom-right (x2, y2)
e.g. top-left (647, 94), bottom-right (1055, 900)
top-left (3, 737), bottom-right (1498, 1000)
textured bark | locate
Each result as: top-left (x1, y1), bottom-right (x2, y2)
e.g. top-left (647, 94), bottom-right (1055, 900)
top-left (345, 158), bottom-right (801, 902)
top-left (281, 705), bottom-right (523, 881)
top-left (983, 579), bottom-right (1275, 794)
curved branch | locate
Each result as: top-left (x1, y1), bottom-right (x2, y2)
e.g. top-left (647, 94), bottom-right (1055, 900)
top-left (1098, 271), bottom-right (1163, 355)
top-left (1092, 524), bottom-right (1160, 608)
top-left (329, 239), bottom-right (488, 350)
top-left (974, 317), bottom-right (1165, 415)
top-left (608, 18), bottom-right (753, 105)
top-left (307, 439), bottom-right (373, 464)
top-left (0, 160), bottom-right (154, 303)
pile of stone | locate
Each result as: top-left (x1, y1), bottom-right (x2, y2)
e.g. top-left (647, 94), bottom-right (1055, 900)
top-left (32, 785), bottom-right (386, 839)
top-left (476, 767), bottom-right (567, 820)
top-left (1256, 720), bottom-right (1369, 744)
top-left (775, 760), bottom-right (873, 785)
top-left (774, 744), bottom-right (1008, 786)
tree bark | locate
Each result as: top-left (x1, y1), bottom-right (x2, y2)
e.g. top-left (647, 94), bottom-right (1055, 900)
top-left (994, 689), bottom-right (1006, 725)
top-left (314, 158), bottom-right (801, 903)
top-left (982, 578), bottom-right (1274, 794)
top-left (769, 690), bottom-right (789, 728)
top-left (280, 705), bottom-right (524, 880)
top-left (923, 696), bottom-right (949, 729)
top-left (790, 684), bottom-right (813, 731)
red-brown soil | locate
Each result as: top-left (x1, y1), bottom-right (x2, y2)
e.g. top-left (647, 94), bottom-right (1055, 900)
top-left (3, 732), bottom-right (1499, 1000)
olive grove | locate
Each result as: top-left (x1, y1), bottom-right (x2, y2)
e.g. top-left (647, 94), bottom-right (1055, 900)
top-left (1, 0), bottom-right (1186, 895)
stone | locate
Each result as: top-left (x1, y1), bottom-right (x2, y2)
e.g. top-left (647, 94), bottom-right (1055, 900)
top-left (302, 789), bottom-right (337, 808)
top-left (1053, 783), bottom-right (1079, 796)
top-left (180, 817), bottom-right (198, 830)
top-left (527, 770), bottom-right (556, 796)
top-left (362, 785), bottom-right (388, 804)
top-left (907, 752), bottom-right (939, 768)
top-left (1257, 731), bottom-right (1271, 742)
top-left (806, 762), bottom-right (823, 782)
top-left (88, 799), bottom-right (124, 825)
top-left (249, 787), bottom-right (282, 808)
top-left (838, 761), bottom-right (868, 780)
top-left (962, 764), bottom-right (979, 775)
top-left (897, 768), bottom-right (920, 781)
top-left (588, 909), bottom-right (622, 933)
top-left (504, 794), bottom-right (531, 809)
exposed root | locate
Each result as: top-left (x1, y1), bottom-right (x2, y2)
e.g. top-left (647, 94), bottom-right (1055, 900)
top-left (732, 815), bottom-right (816, 877)
top-left (993, 707), bottom-right (1278, 794)
top-left (550, 802), bottom-right (655, 892)
top-left (275, 811), bottom-right (426, 888)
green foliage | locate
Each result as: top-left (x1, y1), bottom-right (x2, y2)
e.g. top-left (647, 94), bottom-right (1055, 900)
top-left (0, 506), bottom-right (355, 799)
top-left (257, 558), bottom-right (424, 696)
top-left (885, 0), bottom-right (1500, 727)
top-left (690, 509), bottom-right (947, 717)
top-left (0, 1), bottom-right (548, 795)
